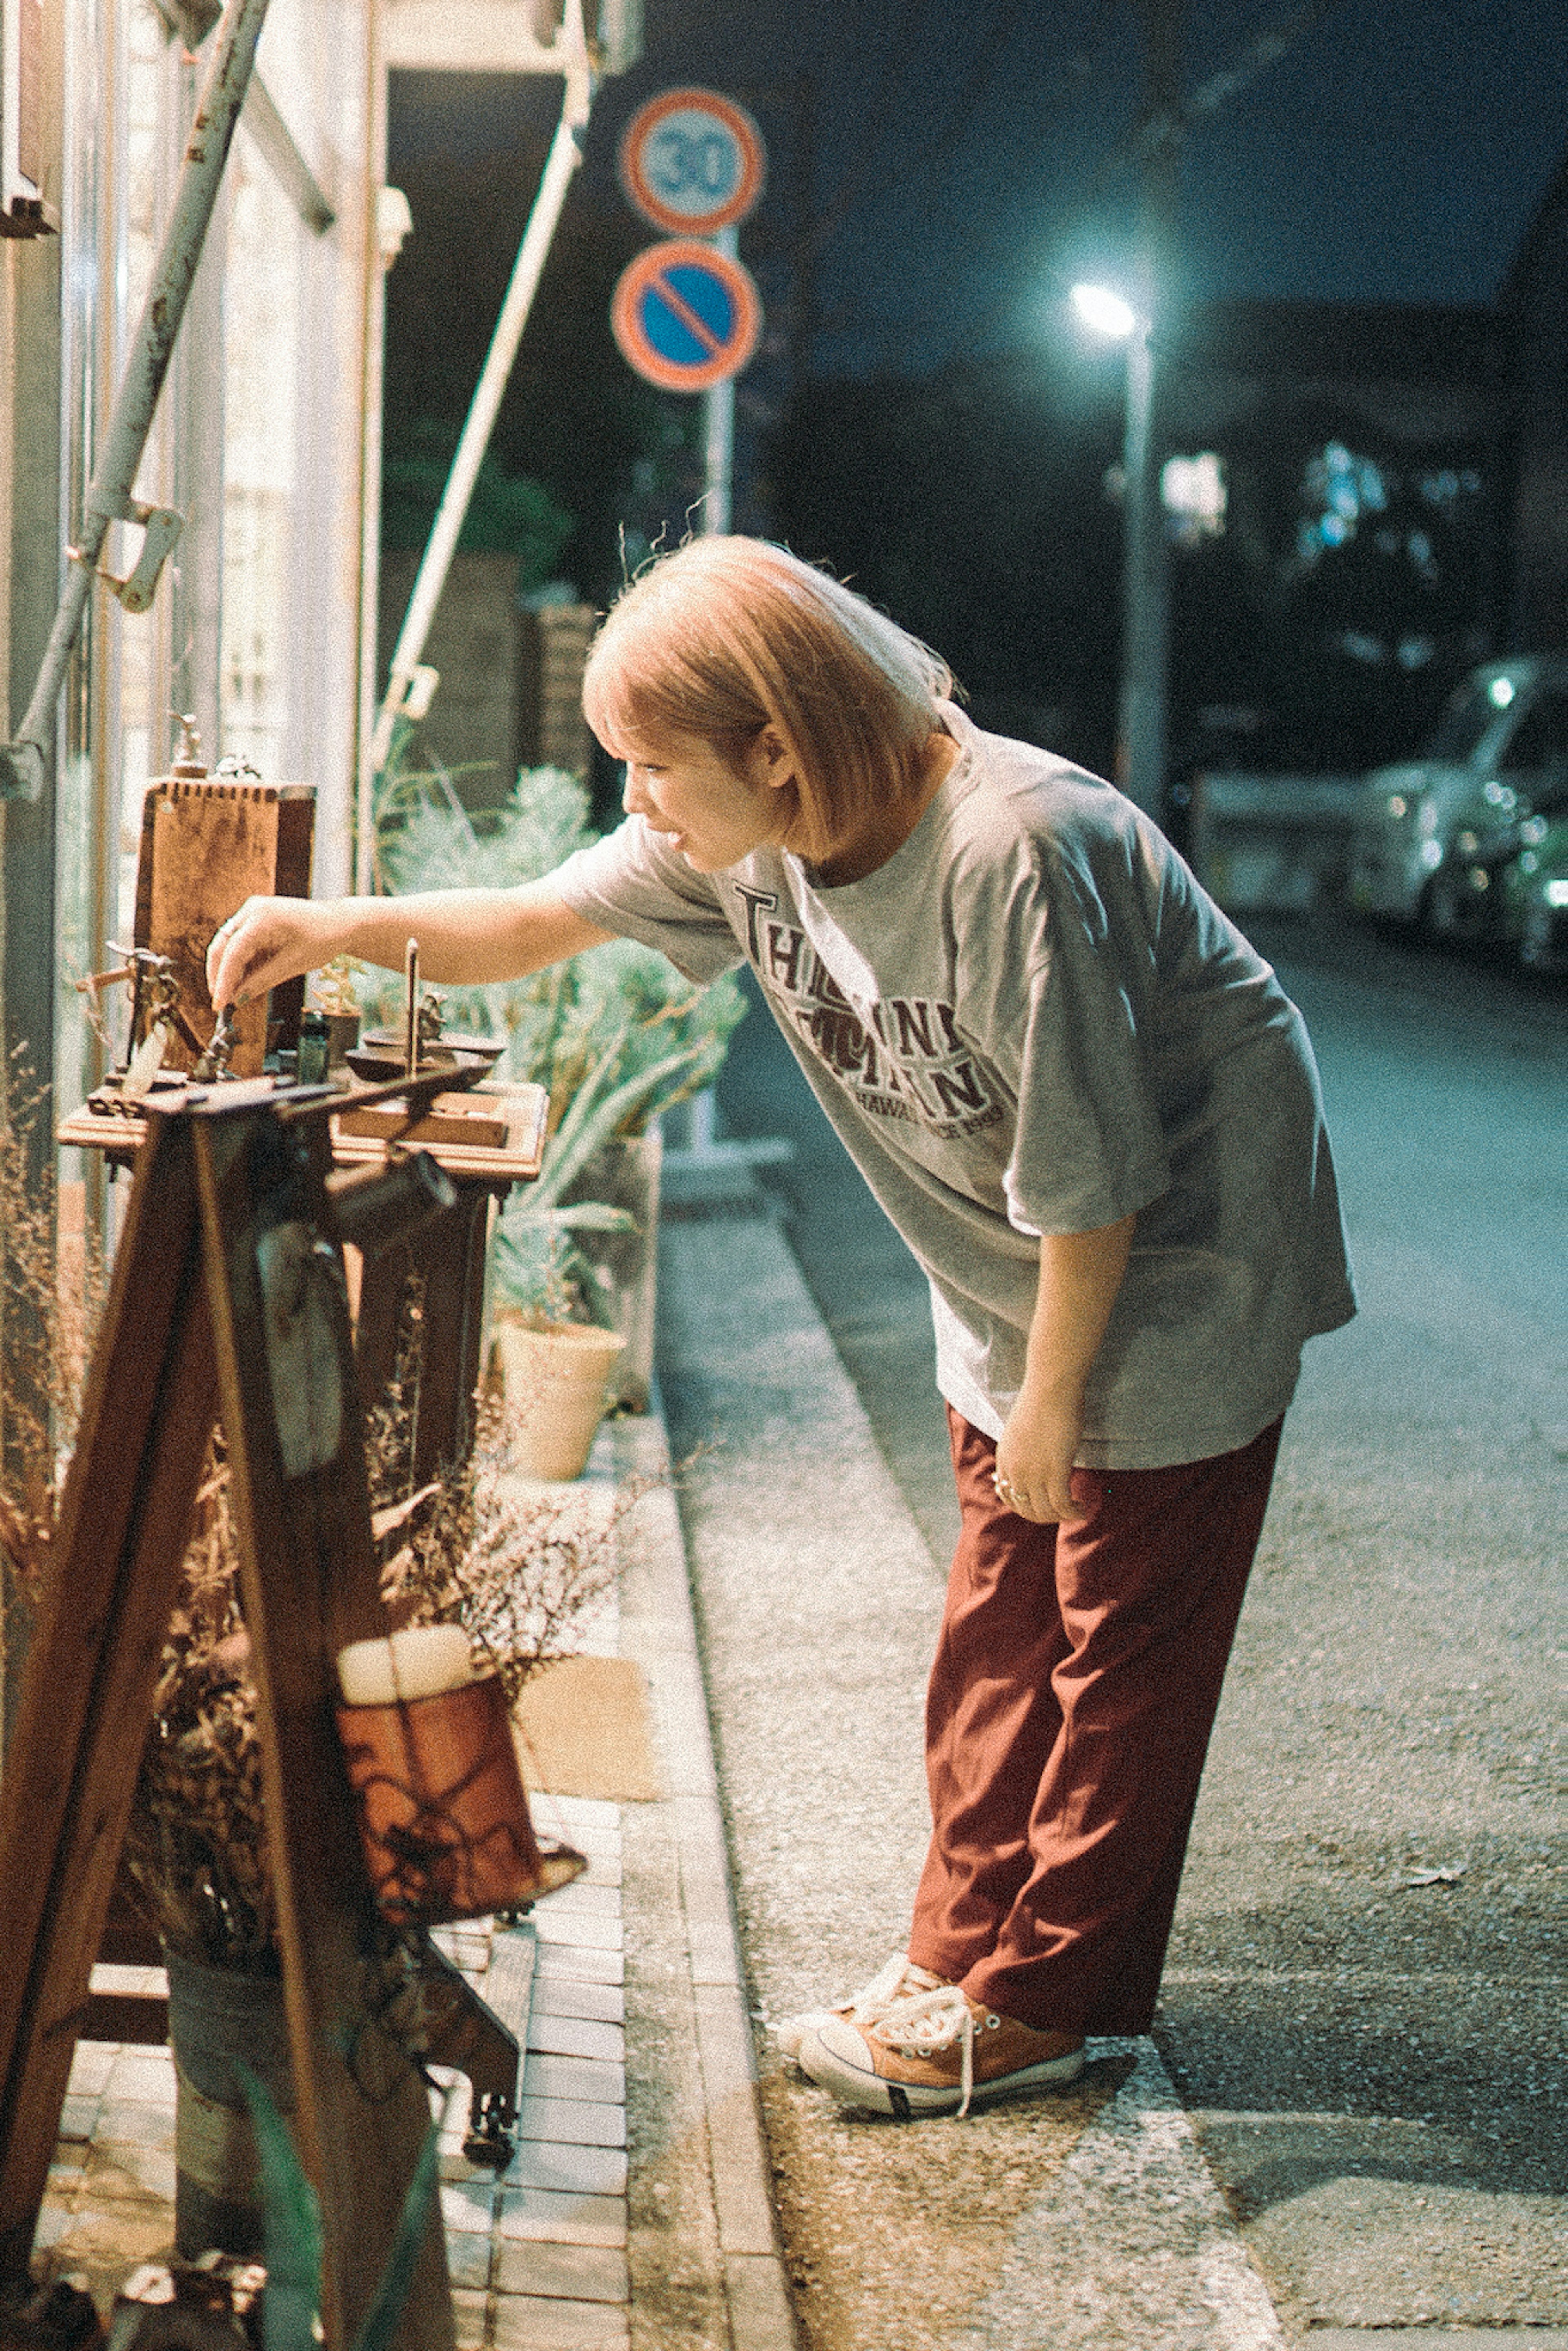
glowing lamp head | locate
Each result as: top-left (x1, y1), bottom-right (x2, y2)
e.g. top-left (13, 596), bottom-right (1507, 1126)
top-left (1071, 283), bottom-right (1137, 340)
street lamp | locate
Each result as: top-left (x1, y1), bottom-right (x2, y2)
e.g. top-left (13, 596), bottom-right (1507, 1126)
top-left (1071, 281), bottom-right (1168, 822)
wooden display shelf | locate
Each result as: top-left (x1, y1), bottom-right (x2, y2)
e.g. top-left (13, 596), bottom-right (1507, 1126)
top-left (59, 1077), bottom-right (548, 1182)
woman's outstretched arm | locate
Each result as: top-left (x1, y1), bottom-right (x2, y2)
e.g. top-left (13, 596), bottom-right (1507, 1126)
top-left (205, 876), bottom-right (617, 1010)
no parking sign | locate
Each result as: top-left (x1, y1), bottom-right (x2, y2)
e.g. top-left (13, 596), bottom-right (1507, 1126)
top-left (610, 238), bottom-right (763, 393)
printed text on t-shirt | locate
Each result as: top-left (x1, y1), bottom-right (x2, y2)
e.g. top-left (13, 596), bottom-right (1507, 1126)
top-left (733, 887), bottom-right (1002, 1138)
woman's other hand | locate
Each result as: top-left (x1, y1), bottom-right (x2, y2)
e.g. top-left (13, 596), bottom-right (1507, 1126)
top-left (992, 1387), bottom-right (1087, 1524)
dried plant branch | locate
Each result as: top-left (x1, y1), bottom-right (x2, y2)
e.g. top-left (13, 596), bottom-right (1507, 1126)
top-left (124, 1265), bottom-right (658, 1967)
top-left (0, 1060), bottom-right (108, 1602)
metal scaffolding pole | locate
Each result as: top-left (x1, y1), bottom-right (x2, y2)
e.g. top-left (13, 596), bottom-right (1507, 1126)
top-left (1114, 0), bottom-right (1181, 822)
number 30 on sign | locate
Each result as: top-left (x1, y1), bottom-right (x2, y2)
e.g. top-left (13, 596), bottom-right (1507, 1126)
top-left (617, 88), bottom-right (766, 236)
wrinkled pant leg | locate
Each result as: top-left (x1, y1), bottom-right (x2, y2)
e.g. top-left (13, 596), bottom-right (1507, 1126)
top-left (910, 1411), bottom-right (1282, 2037)
top-left (906, 1406), bottom-right (1070, 1990)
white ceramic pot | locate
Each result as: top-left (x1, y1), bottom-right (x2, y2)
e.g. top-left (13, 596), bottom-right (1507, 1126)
top-left (490, 1315), bottom-right (627, 1480)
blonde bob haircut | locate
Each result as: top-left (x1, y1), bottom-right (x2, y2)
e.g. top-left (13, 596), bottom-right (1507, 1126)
top-left (582, 536), bottom-right (953, 865)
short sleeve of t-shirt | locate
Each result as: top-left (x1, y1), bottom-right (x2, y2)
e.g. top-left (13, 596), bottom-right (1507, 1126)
top-left (553, 816), bottom-right (744, 985)
top-left (1002, 940), bottom-right (1172, 1235)
top-left (948, 825), bottom-right (1172, 1238)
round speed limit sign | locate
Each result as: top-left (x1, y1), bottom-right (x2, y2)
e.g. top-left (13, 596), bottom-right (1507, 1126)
top-left (617, 88), bottom-right (766, 237)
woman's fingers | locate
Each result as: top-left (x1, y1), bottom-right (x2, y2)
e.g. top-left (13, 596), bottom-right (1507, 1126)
top-left (205, 897), bottom-right (324, 1008)
top-left (992, 1408), bottom-right (1087, 1525)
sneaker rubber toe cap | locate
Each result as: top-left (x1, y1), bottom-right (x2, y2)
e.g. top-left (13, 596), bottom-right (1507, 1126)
top-left (795, 2015), bottom-right (887, 2106)
top-left (775, 2007), bottom-right (838, 2064)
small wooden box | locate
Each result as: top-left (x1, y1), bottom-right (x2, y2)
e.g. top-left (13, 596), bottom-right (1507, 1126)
top-left (334, 1092), bottom-right (512, 1150)
top-left (135, 776), bottom-right (315, 1077)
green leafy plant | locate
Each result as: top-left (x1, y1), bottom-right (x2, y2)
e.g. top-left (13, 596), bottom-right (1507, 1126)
top-left (369, 761), bottom-right (746, 1320)
top-left (236, 2062), bottom-right (439, 2351)
top-left (381, 417), bottom-right (575, 588)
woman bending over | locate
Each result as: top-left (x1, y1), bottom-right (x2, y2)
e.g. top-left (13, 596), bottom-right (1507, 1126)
top-left (208, 536), bottom-right (1354, 2119)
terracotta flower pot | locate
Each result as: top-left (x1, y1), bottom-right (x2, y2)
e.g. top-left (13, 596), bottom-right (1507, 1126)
top-left (559, 1132), bottom-right (662, 1413)
top-left (336, 1671), bottom-right (582, 1926)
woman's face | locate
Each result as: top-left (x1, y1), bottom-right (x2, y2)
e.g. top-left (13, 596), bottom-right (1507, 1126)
top-left (614, 725), bottom-right (792, 873)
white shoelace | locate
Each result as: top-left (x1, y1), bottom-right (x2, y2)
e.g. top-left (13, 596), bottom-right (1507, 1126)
top-left (868, 1984), bottom-right (997, 2118)
top-left (836, 1952), bottom-right (948, 2023)
top-left (777, 1952), bottom-right (951, 2063)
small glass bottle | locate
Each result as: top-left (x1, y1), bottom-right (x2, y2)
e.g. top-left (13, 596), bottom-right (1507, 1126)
top-left (297, 1008), bottom-right (330, 1085)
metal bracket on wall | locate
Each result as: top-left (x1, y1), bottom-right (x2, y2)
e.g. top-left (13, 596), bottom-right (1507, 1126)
top-left (73, 497), bottom-right (185, 617)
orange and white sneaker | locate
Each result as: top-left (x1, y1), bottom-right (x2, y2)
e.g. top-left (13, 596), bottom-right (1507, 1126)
top-left (774, 1953), bottom-right (952, 2067)
top-left (797, 1984), bottom-right (1084, 2117)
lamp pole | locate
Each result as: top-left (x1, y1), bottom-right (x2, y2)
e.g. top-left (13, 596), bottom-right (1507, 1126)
top-left (1115, 309), bottom-right (1168, 821)
top-left (1071, 279), bottom-right (1166, 822)
top-left (1120, 0), bottom-right (1181, 820)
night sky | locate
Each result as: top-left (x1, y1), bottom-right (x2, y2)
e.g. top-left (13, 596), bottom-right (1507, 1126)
top-left (392, 0), bottom-right (1568, 378)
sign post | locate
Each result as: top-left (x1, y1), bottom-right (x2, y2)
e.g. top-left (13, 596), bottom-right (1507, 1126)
top-left (615, 88), bottom-right (767, 532)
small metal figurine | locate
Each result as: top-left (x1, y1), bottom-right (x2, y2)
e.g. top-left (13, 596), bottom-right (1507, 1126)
top-left (192, 1003), bottom-right (238, 1083)
top-left (118, 950), bottom-right (184, 1100)
top-left (415, 990), bottom-right (446, 1058)
top-left (170, 712), bottom-right (205, 778)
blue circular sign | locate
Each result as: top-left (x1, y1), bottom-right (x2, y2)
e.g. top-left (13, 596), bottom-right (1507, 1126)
top-left (611, 241), bottom-right (763, 392)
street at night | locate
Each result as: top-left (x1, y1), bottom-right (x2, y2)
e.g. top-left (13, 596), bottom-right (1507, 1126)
top-left (650, 912), bottom-right (1568, 2342)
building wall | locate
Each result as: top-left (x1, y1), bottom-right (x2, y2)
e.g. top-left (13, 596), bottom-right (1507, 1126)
top-left (1501, 153), bottom-right (1568, 653)
top-left (379, 547), bottom-right (523, 805)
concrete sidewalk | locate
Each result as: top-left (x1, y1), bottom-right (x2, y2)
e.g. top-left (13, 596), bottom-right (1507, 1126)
top-left (33, 1252), bottom-right (1296, 2351)
top-left (655, 1173), bottom-right (1309, 2351)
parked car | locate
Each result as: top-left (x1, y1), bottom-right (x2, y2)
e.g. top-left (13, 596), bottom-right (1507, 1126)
top-left (1348, 657), bottom-right (1568, 932)
top-left (1512, 818), bottom-right (1568, 976)
top-left (1423, 805), bottom-right (1568, 952)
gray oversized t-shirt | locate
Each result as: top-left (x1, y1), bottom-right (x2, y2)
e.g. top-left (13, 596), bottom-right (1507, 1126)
top-left (555, 705), bottom-right (1356, 1468)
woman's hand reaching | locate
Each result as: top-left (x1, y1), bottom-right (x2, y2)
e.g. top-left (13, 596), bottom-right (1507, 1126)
top-left (205, 896), bottom-right (347, 1011)
top-left (203, 882), bottom-right (616, 1014)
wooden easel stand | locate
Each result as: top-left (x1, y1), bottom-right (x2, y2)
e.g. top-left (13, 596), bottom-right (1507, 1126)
top-left (0, 1088), bottom-right (461, 2351)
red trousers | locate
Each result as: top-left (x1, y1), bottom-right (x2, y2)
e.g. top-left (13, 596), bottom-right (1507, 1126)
top-left (908, 1408), bottom-right (1283, 2037)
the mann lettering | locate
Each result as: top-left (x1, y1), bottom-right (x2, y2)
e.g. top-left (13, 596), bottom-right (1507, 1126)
top-left (891, 997), bottom-right (936, 1057)
top-left (731, 899), bottom-right (995, 1136)
top-left (799, 1005), bottom-right (879, 1085)
top-left (931, 1059), bottom-right (988, 1115)
top-left (764, 921), bottom-right (804, 992)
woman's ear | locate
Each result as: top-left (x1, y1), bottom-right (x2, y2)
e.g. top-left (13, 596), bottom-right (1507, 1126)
top-left (749, 727), bottom-right (795, 794)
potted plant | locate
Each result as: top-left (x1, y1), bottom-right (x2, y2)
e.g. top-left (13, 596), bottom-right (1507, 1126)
top-left (366, 762), bottom-right (746, 1440)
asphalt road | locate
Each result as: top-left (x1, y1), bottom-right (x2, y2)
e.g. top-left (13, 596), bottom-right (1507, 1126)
top-left (708, 908), bottom-right (1568, 2337)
